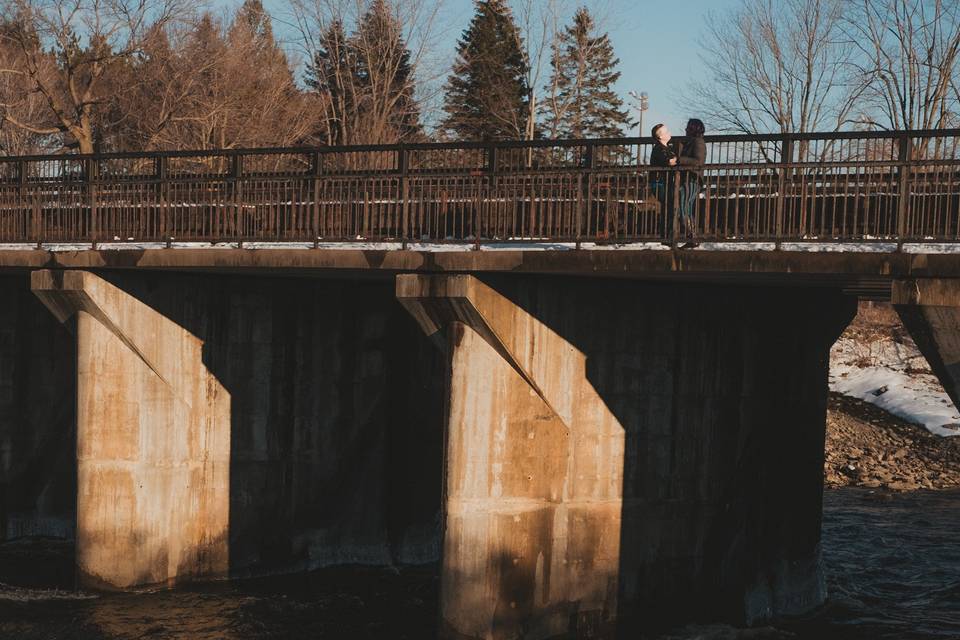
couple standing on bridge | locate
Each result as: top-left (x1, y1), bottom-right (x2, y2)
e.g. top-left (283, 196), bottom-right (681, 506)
top-left (649, 118), bottom-right (706, 248)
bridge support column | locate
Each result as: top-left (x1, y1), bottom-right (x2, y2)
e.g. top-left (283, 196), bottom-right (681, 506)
top-left (31, 270), bottom-right (229, 589)
top-left (398, 274), bottom-right (855, 637)
top-left (893, 279), bottom-right (960, 410)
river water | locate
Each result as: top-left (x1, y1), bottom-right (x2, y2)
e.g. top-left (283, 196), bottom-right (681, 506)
top-left (0, 488), bottom-right (957, 640)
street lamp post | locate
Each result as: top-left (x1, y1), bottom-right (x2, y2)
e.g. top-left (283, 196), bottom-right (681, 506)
top-left (628, 90), bottom-right (649, 164)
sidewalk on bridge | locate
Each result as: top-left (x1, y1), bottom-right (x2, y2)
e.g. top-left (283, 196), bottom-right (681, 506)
top-left (5, 240), bottom-right (960, 253)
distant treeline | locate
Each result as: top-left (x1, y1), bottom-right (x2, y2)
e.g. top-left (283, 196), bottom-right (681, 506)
top-left (0, 0), bottom-right (956, 157)
top-left (0, 0), bottom-right (632, 155)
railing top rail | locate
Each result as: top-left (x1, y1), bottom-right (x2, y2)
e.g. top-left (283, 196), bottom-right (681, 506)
top-left (0, 128), bottom-right (958, 165)
top-left (26, 158), bottom-right (958, 185)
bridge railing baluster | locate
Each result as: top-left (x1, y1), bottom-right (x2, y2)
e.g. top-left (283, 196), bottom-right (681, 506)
top-left (1, 129), bottom-right (958, 247)
top-left (775, 135), bottom-right (792, 248)
top-left (897, 134), bottom-right (913, 248)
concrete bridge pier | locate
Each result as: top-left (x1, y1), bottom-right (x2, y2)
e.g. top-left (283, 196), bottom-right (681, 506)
top-left (893, 279), bottom-right (960, 412)
top-left (24, 268), bottom-right (445, 591)
top-left (0, 274), bottom-right (75, 543)
top-left (31, 270), bottom-right (230, 589)
top-left (398, 274), bottom-right (856, 638)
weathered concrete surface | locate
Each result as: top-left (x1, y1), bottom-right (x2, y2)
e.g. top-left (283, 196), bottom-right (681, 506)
top-left (199, 275), bottom-right (444, 574)
top-left (399, 274), bottom-right (856, 638)
top-left (399, 275), bottom-right (623, 639)
top-left (32, 270), bottom-right (230, 588)
top-left (893, 279), bottom-right (960, 411)
top-left (5, 247), bottom-right (960, 296)
top-left (0, 275), bottom-right (75, 541)
top-left (30, 270), bottom-right (445, 586)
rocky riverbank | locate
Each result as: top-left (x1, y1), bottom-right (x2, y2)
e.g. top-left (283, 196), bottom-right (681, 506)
top-left (825, 301), bottom-right (960, 491)
top-left (825, 393), bottom-right (960, 490)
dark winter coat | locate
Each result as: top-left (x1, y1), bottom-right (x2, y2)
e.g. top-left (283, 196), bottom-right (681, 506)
top-left (649, 141), bottom-right (677, 168)
top-left (648, 141), bottom-right (678, 190)
top-left (677, 137), bottom-right (706, 184)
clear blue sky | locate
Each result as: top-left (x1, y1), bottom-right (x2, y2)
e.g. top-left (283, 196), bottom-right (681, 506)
top-left (257, 0), bottom-right (735, 133)
top-left (441, 0), bottom-right (730, 133)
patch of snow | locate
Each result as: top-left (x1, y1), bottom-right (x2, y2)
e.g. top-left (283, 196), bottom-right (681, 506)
top-left (830, 335), bottom-right (960, 437)
top-left (0, 582), bottom-right (98, 602)
top-left (903, 243), bottom-right (960, 254)
top-left (693, 242), bottom-right (777, 251)
top-left (0, 239), bottom-right (959, 253)
top-left (96, 242), bottom-right (169, 250)
top-left (580, 242), bottom-right (671, 250)
top-left (781, 242), bottom-right (899, 252)
top-left (40, 243), bottom-right (96, 252)
top-left (478, 242), bottom-right (572, 251)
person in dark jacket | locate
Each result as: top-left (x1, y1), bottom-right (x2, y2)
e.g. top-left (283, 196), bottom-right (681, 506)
top-left (648, 123), bottom-right (677, 242)
top-left (676, 118), bottom-right (706, 244)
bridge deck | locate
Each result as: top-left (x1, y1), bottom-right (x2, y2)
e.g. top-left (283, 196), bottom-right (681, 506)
top-left (5, 246), bottom-right (960, 299)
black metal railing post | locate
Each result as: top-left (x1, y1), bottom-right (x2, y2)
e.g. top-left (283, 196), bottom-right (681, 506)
top-left (312, 150), bottom-right (322, 248)
top-left (157, 156), bottom-right (170, 248)
top-left (87, 157), bottom-right (99, 249)
top-left (18, 160), bottom-right (35, 248)
top-left (896, 134), bottom-right (913, 250)
top-left (775, 135), bottom-right (793, 249)
top-left (575, 170), bottom-right (583, 248)
top-left (230, 154), bottom-right (243, 246)
top-left (399, 144), bottom-right (409, 249)
top-left (583, 142), bottom-right (595, 242)
top-left (477, 144), bottom-right (498, 249)
top-left (671, 170), bottom-right (680, 248)
top-left (487, 144), bottom-right (498, 184)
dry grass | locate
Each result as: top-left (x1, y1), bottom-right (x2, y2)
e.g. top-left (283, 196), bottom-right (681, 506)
top-left (843, 301), bottom-right (913, 345)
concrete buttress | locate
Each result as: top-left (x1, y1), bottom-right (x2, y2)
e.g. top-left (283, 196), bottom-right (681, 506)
top-left (893, 278), bottom-right (960, 412)
top-left (397, 274), bottom-right (856, 639)
top-left (31, 270), bottom-right (229, 589)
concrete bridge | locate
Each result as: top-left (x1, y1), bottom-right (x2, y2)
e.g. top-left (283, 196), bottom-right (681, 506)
top-left (3, 132), bottom-right (960, 639)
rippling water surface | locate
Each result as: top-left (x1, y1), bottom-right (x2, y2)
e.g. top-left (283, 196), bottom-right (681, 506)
top-left (781, 488), bottom-right (960, 640)
top-left (0, 488), bottom-right (957, 639)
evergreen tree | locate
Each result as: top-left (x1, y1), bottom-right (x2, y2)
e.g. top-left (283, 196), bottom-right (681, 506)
top-left (229, 0), bottom-right (290, 80)
top-left (305, 1), bottom-right (421, 146)
top-left (353, 0), bottom-right (421, 142)
top-left (442, 0), bottom-right (529, 141)
top-left (182, 15), bottom-right (230, 149)
top-left (305, 19), bottom-right (358, 145)
top-left (233, 0), bottom-right (274, 51)
top-left (541, 7), bottom-right (631, 140)
top-left (224, 1), bottom-right (309, 148)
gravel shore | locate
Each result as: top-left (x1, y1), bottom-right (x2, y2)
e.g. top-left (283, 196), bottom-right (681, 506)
top-left (825, 393), bottom-right (960, 491)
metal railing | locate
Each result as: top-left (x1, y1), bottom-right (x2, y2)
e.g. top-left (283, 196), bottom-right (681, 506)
top-left (0, 129), bottom-right (958, 248)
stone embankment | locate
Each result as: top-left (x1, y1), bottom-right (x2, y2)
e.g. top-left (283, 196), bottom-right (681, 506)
top-left (825, 302), bottom-right (960, 491)
top-left (825, 393), bottom-right (960, 490)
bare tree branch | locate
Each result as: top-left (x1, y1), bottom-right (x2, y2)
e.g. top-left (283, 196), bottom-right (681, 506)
top-left (682, 0), bottom-right (863, 141)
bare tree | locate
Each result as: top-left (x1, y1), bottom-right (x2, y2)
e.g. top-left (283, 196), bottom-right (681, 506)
top-left (105, 4), bottom-right (320, 154)
top-left (98, 24), bottom-right (206, 152)
top-left (290, 0), bottom-right (440, 146)
top-left (685, 0), bottom-right (863, 137)
top-left (845, 0), bottom-right (960, 132)
top-left (0, 20), bottom-right (56, 154)
top-left (512, 0), bottom-right (565, 141)
top-left (220, 0), bottom-right (320, 149)
top-left (0, 0), bottom-right (191, 154)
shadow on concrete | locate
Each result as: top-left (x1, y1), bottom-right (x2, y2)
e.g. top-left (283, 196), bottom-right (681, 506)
top-left (90, 271), bottom-right (445, 580)
top-left (0, 274), bottom-right (76, 566)
top-left (3, 267), bottom-right (859, 636)
top-left (474, 274), bottom-right (855, 635)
